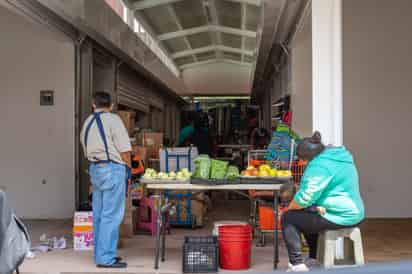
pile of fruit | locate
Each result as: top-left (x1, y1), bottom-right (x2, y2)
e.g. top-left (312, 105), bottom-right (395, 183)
top-left (143, 168), bottom-right (192, 180)
top-left (241, 164), bottom-right (292, 178)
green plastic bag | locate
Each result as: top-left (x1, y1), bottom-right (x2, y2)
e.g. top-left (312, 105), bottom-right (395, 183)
top-left (226, 165), bottom-right (240, 180)
top-left (193, 155), bottom-right (211, 179)
top-left (210, 159), bottom-right (229, 179)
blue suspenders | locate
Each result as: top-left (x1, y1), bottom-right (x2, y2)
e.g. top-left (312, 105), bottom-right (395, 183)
top-left (84, 112), bottom-right (111, 163)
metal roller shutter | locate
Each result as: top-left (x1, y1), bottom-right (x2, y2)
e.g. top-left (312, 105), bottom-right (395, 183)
top-left (118, 83), bottom-right (149, 112)
top-left (117, 66), bottom-right (150, 113)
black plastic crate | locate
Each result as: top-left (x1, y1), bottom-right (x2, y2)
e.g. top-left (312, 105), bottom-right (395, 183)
top-left (183, 236), bottom-right (219, 273)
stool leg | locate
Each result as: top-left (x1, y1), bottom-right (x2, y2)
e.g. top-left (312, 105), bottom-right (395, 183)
top-left (161, 214), bottom-right (166, 262)
top-left (350, 229), bottom-right (365, 266)
top-left (343, 237), bottom-right (354, 264)
top-left (323, 237), bottom-right (336, 268)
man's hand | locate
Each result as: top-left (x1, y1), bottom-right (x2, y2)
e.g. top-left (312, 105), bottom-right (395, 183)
top-left (120, 151), bottom-right (132, 169)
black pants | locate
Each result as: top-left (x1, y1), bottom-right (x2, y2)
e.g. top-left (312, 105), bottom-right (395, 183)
top-left (281, 210), bottom-right (350, 265)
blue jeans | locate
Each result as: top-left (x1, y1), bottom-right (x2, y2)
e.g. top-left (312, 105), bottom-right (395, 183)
top-left (89, 162), bottom-right (126, 265)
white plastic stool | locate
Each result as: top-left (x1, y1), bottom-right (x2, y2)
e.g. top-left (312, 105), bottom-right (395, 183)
top-left (317, 227), bottom-right (365, 268)
top-left (212, 221), bottom-right (249, 236)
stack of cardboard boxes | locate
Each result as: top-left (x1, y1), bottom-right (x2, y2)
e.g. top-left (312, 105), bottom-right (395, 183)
top-left (135, 132), bottom-right (163, 159)
top-left (117, 111), bottom-right (136, 137)
top-left (73, 212), bottom-right (93, 251)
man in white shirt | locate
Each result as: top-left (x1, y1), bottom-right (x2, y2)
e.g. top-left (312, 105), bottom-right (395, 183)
top-left (80, 91), bottom-right (131, 268)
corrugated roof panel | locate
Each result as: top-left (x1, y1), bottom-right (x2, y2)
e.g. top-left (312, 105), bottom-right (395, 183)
top-left (244, 55), bottom-right (254, 63)
top-left (196, 51), bottom-right (216, 62)
top-left (245, 4), bottom-right (260, 32)
top-left (216, 0), bottom-right (241, 29)
top-left (244, 37), bottom-right (256, 51)
top-left (221, 33), bottom-right (242, 48)
top-left (141, 6), bottom-right (179, 34)
top-left (163, 37), bottom-right (189, 53)
top-left (187, 32), bottom-right (212, 49)
top-left (175, 55), bottom-right (196, 66)
top-left (173, 0), bottom-right (206, 28)
top-left (223, 51), bottom-right (242, 61)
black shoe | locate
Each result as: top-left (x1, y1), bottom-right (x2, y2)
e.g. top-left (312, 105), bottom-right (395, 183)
top-left (97, 262), bottom-right (128, 268)
top-left (115, 257), bottom-right (123, 262)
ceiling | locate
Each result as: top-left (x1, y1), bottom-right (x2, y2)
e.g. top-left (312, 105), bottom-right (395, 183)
top-left (127, 0), bottom-right (262, 71)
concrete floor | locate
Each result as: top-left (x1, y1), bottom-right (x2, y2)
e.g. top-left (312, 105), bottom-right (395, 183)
top-left (20, 200), bottom-right (412, 273)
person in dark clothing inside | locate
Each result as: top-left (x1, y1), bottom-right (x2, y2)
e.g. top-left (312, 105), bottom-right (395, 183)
top-left (188, 113), bottom-right (211, 155)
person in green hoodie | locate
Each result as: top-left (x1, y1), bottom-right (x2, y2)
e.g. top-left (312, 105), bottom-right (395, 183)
top-left (282, 132), bottom-right (365, 272)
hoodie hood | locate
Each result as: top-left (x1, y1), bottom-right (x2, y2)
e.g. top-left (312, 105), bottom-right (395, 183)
top-left (314, 146), bottom-right (354, 164)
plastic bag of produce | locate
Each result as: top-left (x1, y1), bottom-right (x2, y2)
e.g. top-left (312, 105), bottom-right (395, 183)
top-left (193, 155), bottom-right (211, 179)
top-left (210, 159), bottom-right (229, 179)
top-left (226, 165), bottom-right (240, 180)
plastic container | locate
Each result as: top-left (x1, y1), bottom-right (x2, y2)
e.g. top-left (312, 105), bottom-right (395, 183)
top-left (160, 147), bottom-right (199, 173)
top-left (218, 225), bottom-right (252, 270)
top-left (258, 206), bottom-right (287, 230)
top-left (258, 206), bottom-right (275, 230)
top-left (212, 221), bottom-right (248, 236)
top-left (182, 236), bottom-right (219, 273)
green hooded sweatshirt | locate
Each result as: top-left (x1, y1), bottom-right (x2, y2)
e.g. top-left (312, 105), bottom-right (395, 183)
top-left (294, 146), bottom-right (365, 226)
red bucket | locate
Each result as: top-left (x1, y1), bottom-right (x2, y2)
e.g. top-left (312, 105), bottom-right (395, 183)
top-left (218, 225), bottom-right (252, 270)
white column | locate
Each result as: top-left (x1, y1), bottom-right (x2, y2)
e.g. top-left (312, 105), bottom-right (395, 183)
top-left (312, 0), bottom-right (343, 146)
top-left (312, 0), bottom-right (344, 258)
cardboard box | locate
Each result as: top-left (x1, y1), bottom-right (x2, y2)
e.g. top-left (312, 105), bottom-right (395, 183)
top-left (118, 111), bottom-right (136, 136)
top-left (132, 146), bottom-right (148, 167)
top-left (120, 197), bottom-right (134, 239)
top-left (169, 193), bottom-right (206, 227)
top-left (136, 132), bottom-right (163, 147)
top-left (74, 230), bottom-right (93, 251)
top-left (74, 211), bottom-right (93, 226)
top-left (148, 146), bottom-right (161, 159)
top-left (73, 212), bottom-right (93, 251)
top-left (119, 222), bottom-right (134, 239)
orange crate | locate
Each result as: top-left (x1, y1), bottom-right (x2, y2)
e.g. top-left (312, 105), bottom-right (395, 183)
top-left (258, 206), bottom-right (288, 230)
top-left (291, 160), bottom-right (307, 186)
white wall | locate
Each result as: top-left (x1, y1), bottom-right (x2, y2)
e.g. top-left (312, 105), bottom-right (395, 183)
top-left (343, 0), bottom-right (412, 217)
top-left (290, 13), bottom-right (313, 138)
top-left (182, 62), bottom-right (251, 95)
top-left (0, 6), bottom-right (75, 218)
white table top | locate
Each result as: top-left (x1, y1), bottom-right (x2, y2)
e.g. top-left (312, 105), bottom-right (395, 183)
top-left (143, 183), bottom-right (282, 191)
